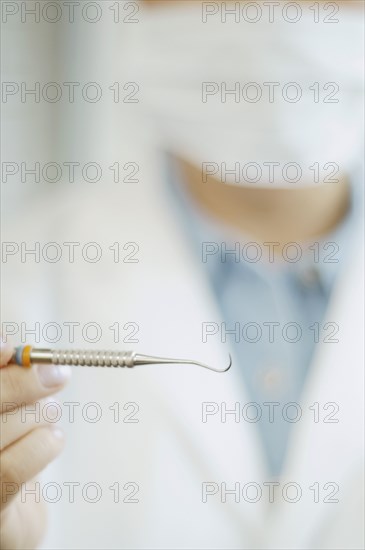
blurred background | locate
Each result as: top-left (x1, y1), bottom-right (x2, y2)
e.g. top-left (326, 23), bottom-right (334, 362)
top-left (1, 2), bottom-right (364, 549)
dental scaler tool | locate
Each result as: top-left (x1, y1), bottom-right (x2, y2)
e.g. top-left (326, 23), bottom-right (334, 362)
top-left (12, 346), bottom-right (232, 373)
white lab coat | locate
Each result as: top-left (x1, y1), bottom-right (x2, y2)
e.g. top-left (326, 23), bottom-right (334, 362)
top-left (2, 149), bottom-right (364, 550)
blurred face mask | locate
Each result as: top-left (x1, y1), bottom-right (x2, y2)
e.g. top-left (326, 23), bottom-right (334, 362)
top-left (124, 1), bottom-right (364, 187)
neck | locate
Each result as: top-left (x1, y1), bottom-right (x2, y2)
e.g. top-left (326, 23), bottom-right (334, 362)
top-left (178, 158), bottom-right (350, 244)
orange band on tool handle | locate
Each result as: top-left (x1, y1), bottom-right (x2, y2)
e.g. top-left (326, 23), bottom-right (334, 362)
top-left (22, 345), bottom-right (32, 368)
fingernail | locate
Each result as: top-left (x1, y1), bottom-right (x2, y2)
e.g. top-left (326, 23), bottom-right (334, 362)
top-left (50, 427), bottom-right (64, 440)
top-left (38, 364), bottom-right (72, 388)
top-left (43, 397), bottom-right (61, 421)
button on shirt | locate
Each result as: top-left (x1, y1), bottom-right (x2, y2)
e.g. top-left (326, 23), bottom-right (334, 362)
top-left (167, 162), bottom-right (360, 477)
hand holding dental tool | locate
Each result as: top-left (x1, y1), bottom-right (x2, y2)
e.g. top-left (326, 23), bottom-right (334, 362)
top-left (12, 345), bottom-right (232, 373)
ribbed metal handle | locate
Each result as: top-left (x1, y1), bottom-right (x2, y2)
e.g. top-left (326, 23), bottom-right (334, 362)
top-left (49, 349), bottom-right (135, 368)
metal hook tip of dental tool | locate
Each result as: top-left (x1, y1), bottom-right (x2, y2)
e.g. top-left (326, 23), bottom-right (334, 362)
top-left (186, 353), bottom-right (232, 373)
top-left (191, 353), bottom-right (232, 373)
top-left (132, 353), bottom-right (232, 372)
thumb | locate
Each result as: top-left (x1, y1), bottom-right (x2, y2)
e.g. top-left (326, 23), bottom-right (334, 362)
top-left (0, 336), bottom-right (14, 367)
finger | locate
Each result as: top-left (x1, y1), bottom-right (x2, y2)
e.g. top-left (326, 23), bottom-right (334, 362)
top-left (0, 398), bottom-right (60, 451)
top-left (0, 338), bottom-right (13, 367)
top-left (0, 363), bottom-right (71, 410)
top-left (0, 491), bottom-right (47, 550)
top-left (0, 426), bottom-right (65, 510)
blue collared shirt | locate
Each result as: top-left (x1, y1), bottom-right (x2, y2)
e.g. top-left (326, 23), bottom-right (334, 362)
top-left (166, 159), bottom-right (361, 477)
